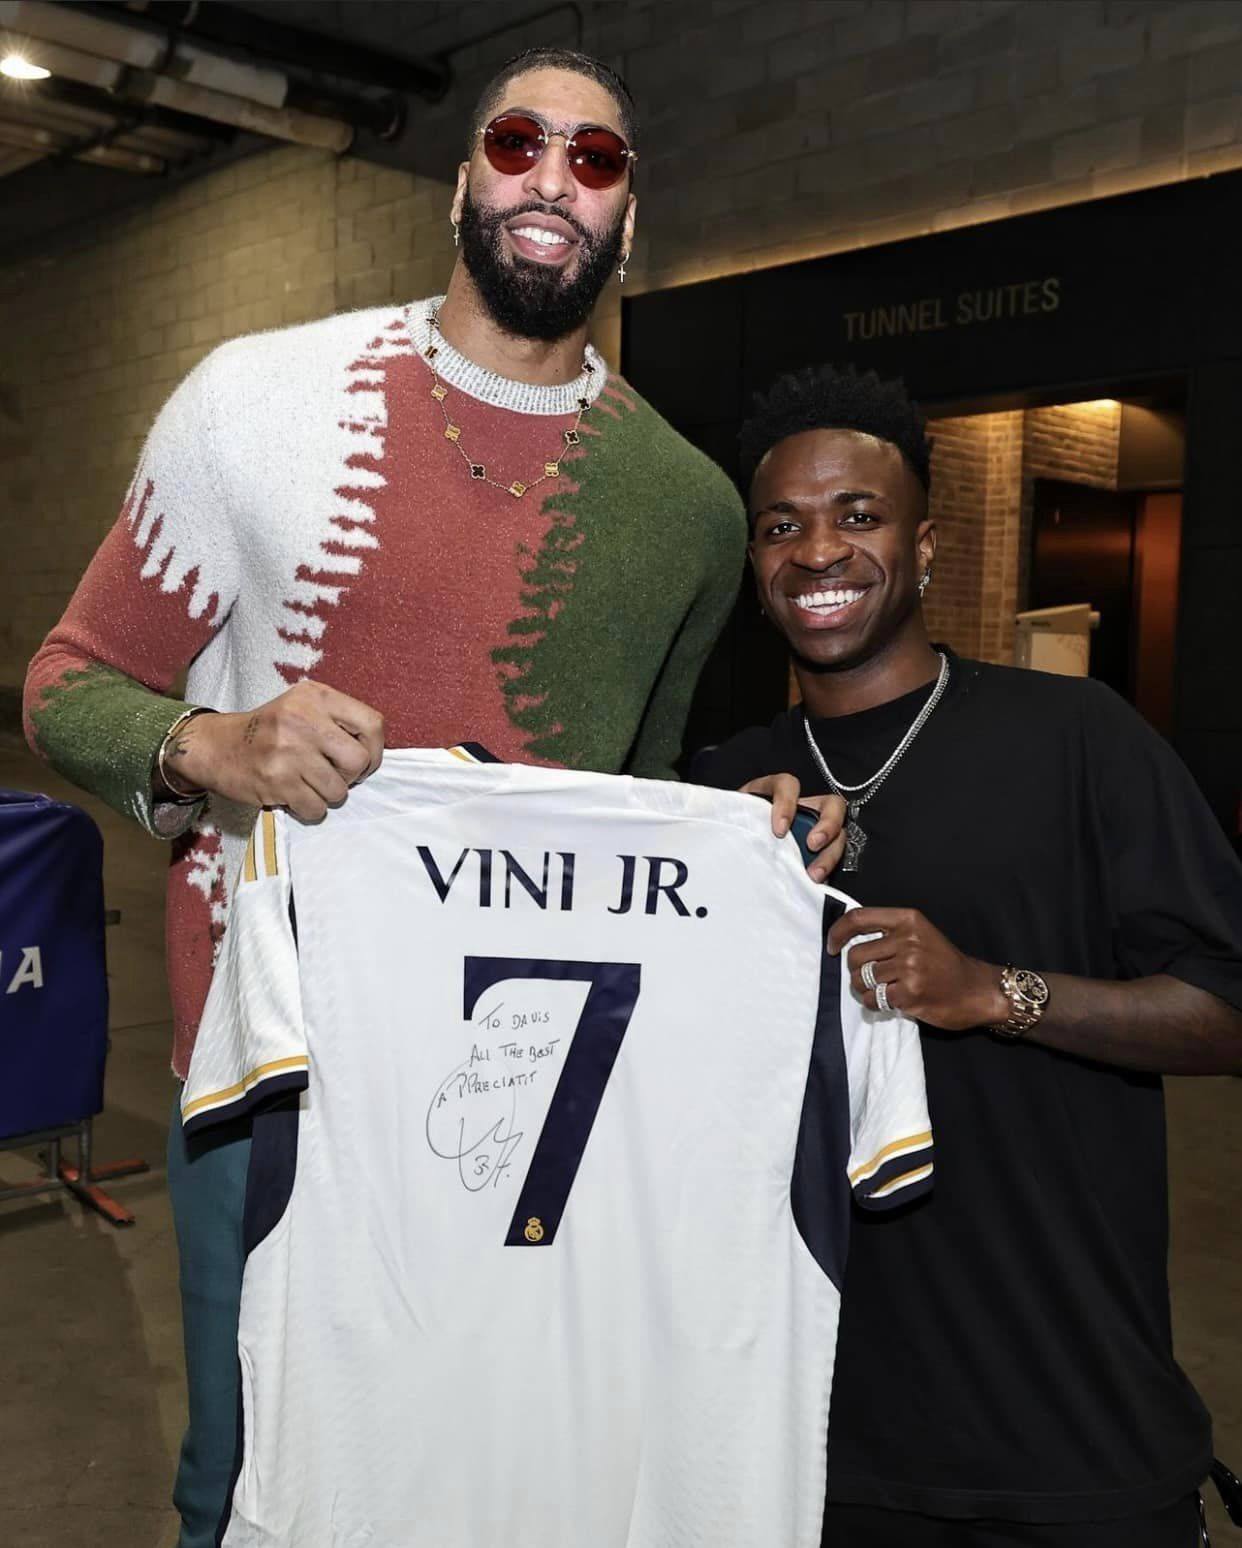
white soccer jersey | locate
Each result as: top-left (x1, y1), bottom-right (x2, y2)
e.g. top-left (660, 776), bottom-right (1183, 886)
top-left (183, 749), bottom-right (933, 1548)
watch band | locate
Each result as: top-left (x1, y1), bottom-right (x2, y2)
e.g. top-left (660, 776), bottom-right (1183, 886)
top-left (990, 965), bottom-right (1050, 1040)
top-left (155, 706), bottom-right (214, 804)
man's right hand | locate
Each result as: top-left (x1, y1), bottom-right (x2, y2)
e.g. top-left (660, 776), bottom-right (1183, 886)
top-left (161, 680), bottom-right (384, 823)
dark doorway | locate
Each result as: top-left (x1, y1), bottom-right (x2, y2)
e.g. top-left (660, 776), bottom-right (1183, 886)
top-left (1029, 479), bottom-right (1137, 698)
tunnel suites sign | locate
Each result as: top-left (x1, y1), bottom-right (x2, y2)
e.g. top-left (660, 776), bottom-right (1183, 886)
top-left (842, 276), bottom-right (1061, 343)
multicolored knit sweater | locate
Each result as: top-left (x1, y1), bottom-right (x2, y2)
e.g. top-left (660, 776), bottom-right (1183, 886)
top-left (23, 298), bottom-right (746, 1076)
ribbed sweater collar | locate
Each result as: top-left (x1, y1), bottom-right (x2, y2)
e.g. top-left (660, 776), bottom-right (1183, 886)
top-left (405, 296), bottom-right (607, 417)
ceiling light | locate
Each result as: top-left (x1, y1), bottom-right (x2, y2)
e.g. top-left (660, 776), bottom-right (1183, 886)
top-left (1, 54), bottom-right (51, 81)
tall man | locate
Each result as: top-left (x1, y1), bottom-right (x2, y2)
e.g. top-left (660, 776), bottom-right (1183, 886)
top-left (23, 49), bottom-right (755, 1547)
top-left (695, 365), bottom-right (1242, 1547)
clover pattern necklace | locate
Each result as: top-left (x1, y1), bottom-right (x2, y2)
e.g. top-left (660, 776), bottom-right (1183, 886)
top-left (801, 651), bottom-right (951, 872)
top-left (420, 307), bottom-right (591, 499)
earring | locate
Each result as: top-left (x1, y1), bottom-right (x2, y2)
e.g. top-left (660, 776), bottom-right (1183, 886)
top-left (918, 569), bottom-right (932, 597)
top-left (618, 251), bottom-right (629, 283)
top-left (451, 219), bottom-right (460, 248)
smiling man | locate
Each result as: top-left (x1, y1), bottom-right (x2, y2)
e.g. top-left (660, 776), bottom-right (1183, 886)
top-left (695, 364), bottom-right (1242, 1547)
top-left (23, 47), bottom-right (748, 1547)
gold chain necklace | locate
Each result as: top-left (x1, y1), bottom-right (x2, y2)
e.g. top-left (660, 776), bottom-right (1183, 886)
top-left (420, 309), bottom-right (593, 499)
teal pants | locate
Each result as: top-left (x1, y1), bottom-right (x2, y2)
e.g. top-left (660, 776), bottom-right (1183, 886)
top-left (166, 1097), bottom-right (252, 1548)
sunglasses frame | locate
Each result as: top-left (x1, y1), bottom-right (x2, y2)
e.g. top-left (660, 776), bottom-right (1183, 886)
top-left (478, 110), bottom-right (638, 190)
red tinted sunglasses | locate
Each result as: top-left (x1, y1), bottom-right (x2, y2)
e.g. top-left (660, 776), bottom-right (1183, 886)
top-left (481, 112), bottom-right (637, 190)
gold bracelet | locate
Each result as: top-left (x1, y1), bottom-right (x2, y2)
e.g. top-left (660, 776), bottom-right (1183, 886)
top-left (155, 706), bottom-right (214, 803)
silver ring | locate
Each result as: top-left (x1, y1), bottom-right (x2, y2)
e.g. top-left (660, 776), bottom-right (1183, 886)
top-left (861, 960), bottom-right (877, 991)
top-left (875, 981), bottom-right (890, 1013)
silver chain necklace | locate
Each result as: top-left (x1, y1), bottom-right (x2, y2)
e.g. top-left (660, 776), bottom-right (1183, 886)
top-left (801, 652), bottom-right (951, 872)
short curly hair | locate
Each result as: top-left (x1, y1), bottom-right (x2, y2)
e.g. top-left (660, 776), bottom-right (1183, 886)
top-left (739, 363), bottom-right (931, 491)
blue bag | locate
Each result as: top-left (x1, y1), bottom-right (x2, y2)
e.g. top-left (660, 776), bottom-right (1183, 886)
top-left (0, 789), bottom-right (108, 1139)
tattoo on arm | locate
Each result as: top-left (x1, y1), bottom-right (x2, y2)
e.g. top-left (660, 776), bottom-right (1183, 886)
top-left (243, 714), bottom-right (260, 745)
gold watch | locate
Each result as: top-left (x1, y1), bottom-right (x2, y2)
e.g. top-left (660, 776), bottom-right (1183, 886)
top-left (990, 966), bottom-right (1049, 1040)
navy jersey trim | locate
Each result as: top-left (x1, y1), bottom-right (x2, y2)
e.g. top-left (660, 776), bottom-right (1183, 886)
top-left (790, 894), bottom-right (851, 1292)
top-left (215, 1093), bottom-right (302, 1543)
top-left (453, 741), bottom-right (502, 763)
top-left (243, 1091), bottom-right (301, 1255)
top-left (182, 1064), bottom-right (309, 1136)
top-left (214, 1370), bottom-right (245, 1548)
top-left (852, 1144), bottom-right (935, 1211)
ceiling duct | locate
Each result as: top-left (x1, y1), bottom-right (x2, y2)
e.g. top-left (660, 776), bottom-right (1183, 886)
top-left (132, 0), bottom-right (452, 103)
top-left (0, 86), bottom-right (210, 158)
top-left (4, 70), bottom-right (234, 142)
top-left (4, 0), bottom-right (287, 103)
top-left (0, 0), bottom-right (358, 152)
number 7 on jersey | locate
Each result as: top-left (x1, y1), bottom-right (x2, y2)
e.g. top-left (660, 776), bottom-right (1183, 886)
top-left (463, 957), bottom-right (642, 1247)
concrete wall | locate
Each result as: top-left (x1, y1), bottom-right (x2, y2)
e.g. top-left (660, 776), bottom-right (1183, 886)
top-left (324, 0), bottom-right (1242, 293)
top-left (0, 146), bottom-right (457, 693)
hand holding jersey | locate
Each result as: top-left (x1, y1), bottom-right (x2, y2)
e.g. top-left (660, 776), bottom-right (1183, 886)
top-left (158, 679), bottom-right (385, 822)
top-left (163, 689), bottom-right (850, 852)
top-left (827, 905), bottom-right (1010, 1029)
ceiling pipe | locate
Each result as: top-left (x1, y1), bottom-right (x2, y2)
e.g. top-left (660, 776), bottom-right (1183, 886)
top-left (0, 29), bottom-right (354, 150)
top-left (131, 0), bottom-right (451, 103)
top-left (3, 89), bottom-right (211, 159)
top-left (122, 67), bottom-right (353, 151)
top-left (283, 80), bottom-right (403, 143)
top-left (1, 0), bottom-right (286, 106)
top-left (3, 71), bottom-right (235, 142)
top-left (21, 0), bottom-right (404, 140)
top-left (0, 116), bottom-right (164, 172)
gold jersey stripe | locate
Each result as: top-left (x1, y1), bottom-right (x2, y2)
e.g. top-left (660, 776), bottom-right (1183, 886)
top-left (869, 1161), bottom-right (934, 1199)
top-left (243, 832), bottom-right (258, 884)
top-left (182, 1055), bottom-right (309, 1120)
top-left (262, 809), bottom-right (278, 877)
top-left (448, 746), bottom-right (476, 763)
top-left (848, 1129), bottom-right (933, 1185)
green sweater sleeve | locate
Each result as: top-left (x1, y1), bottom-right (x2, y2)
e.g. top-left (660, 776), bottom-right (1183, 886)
top-left (22, 350), bottom-right (231, 837)
top-left (626, 478), bottom-right (747, 781)
top-left (24, 664), bottom-right (201, 837)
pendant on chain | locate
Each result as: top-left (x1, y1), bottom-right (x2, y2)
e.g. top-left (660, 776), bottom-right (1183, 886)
top-left (841, 804), bottom-right (867, 873)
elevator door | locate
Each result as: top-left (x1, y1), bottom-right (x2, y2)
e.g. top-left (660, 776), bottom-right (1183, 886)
top-left (1030, 479), bottom-right (1138, 698)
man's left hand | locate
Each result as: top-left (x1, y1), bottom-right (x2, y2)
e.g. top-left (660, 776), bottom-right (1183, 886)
top-left (827, 907), bottom-right (1008, 1030)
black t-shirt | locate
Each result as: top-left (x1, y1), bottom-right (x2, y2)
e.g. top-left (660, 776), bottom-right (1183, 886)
top-left (694, 652), bottom-right (1242, 1523)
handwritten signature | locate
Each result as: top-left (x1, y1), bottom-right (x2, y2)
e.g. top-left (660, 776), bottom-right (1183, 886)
top-left (425, 1001), bottom-right (536, 1193)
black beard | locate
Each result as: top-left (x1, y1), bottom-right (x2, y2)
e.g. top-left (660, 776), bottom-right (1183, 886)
top-left (459, 187), bottom-right (625, 343)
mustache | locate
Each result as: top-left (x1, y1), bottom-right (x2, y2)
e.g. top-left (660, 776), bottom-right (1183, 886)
top-left (484, 199), bottom-right (594, 246)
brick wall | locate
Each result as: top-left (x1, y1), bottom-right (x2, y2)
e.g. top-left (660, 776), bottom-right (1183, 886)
top-left (923, 409), bottom-right (1023, 658)
top-left (1024, 400), bottom-right (1123, 487)
top-left (0, 145), bottom-right (457, 692)
top-left (922, 414), bottom-right (990, 655)
top-left (978, 410), bottom-right (1028, 664)
top-left (924, 399), bottom-right (1121, 665)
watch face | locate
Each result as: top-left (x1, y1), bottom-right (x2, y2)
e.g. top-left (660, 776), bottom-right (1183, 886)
top-left (1013, 969), bottom-right (1050, 1005)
